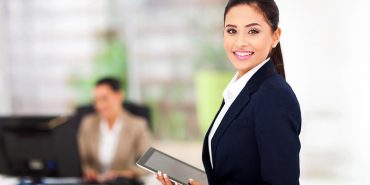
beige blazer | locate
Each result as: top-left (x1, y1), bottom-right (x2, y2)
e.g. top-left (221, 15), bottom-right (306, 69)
top-left (77, 108), bottom-right (152, 175)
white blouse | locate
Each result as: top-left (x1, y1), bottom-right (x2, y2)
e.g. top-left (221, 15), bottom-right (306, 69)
top-left (98, 118), bottom-right (123, 173)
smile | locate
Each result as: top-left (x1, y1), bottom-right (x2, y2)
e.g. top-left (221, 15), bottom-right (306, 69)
top-left (233, 50), bottom-right (254, 60)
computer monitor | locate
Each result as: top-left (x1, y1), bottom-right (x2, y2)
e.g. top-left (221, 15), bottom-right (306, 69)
top-left (0, 126), bottom-right (8, 174)
top-left (0, 116), bottom-right (82, 179)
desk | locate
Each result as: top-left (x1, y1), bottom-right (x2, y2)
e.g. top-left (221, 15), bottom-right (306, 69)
top-left (0, 141), bottom-right (201, 185)
top-left (0, 175), bottom-right (18, 185)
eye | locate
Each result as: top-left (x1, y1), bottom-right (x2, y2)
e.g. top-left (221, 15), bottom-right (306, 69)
top-left (248, 28), bottom-right (259, 35)
top-left (226, 28), bottom-right (237, 34)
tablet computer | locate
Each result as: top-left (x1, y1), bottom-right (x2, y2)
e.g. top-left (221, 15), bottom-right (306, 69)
top-left (136, 147), bottom-right (208, 185)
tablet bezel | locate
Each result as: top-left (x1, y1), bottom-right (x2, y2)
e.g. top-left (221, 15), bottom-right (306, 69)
top-left (136, 147), bottom-right (206, 185)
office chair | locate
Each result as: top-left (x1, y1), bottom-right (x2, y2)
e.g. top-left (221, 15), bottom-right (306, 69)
top-left (74, 101), bottom-right (152, 130)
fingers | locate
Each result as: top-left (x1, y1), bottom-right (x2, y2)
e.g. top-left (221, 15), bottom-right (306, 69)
top-left (104, 172), bottom-right (118, 181)
top-left (121, 170), bottom-right (136, 178)
top-left (83, 170), bottom-right (97, 182)
top-left (96, 171), bottom-right (120, 183)
top-left (163, 173), bottom-right (172, 185)
top-left (155, 171), bottom-right (175, 185)
top-left (155, 171), bottom-right (166, 185)
top-left (188, 178), bottom-right (194, 185)
top-left (188, 178), bottom-right (203, 185)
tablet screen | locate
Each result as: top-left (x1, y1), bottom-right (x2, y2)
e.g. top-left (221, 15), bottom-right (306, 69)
top-left (137, 148), bottom-right (208, 185)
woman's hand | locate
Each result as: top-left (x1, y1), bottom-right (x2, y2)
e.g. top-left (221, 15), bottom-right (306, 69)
top-left (155, 171), bottom-right (176, 185)
top-left (119, 169), bottom-right (137, 178)
top-left (155, 171), bottom-right (203, 185)
top-left (188, 179), bottom-right (203, 185)
top-left (83, 169), bottom-right (98, 182)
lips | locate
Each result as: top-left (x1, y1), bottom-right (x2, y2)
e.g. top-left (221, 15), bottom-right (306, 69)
top-left (233, 50), bottom-right (254, 60)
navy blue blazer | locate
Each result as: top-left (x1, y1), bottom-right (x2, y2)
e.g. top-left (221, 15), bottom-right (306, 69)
top-left (202, 59), bottom-right (301, 185)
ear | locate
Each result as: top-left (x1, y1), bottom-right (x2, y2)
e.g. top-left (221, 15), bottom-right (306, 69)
top-left (272, 27), bottom-right (281, 48)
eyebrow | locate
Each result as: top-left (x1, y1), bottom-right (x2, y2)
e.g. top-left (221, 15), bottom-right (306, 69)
top-left (225, 23), bottom-right (261, 28)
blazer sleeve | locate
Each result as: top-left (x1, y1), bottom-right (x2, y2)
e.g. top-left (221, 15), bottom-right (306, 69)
top-left (136, 120), bottom-right (152, 157)
top-left (77, 115), bottom-right (96, 173)
top-left (129, 118), bottom-right (152, 176)
top-left (254, 84), bottom-right (301, 185)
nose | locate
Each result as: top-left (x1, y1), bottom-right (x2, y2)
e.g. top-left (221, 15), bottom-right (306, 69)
top-left (235, 33), bottom-right (248, 48)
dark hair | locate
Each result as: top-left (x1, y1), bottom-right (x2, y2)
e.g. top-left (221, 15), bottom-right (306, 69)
top-left (224, 0), bottom-right (285, 79)
top-left (96, 77), bottom-right (121, 92)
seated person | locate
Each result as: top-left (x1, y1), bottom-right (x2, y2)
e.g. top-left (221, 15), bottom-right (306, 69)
top-left (78, 77), bottom-right (152, 183)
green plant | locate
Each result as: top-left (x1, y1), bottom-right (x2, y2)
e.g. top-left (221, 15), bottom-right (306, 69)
top-left (194, 38), bottom-right (233, 136)
top-left (70, 31), bottom-right (128, 104)
top-left (195, 39), bottom-right (231, 71)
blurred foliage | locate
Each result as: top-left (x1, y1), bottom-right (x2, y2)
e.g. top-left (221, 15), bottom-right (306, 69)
top-left (195, 39), bottom-right (231, 71)
top-left (70, 30), bottom-right (128, 105)
top-left (194, 38), bottom-right (233, 136)
top-left (195, 71), bottom-right (232, 135)
top-left (143, 82), bottom-right (191, 140)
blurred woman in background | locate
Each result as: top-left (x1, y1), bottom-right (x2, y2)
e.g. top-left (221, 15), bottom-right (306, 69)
top-left (78, 77), bottom-right (151, 183)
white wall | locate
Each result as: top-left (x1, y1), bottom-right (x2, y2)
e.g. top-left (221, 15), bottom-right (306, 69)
top-left (1, 0), bottom-right (109, 115)
top-left (345, 0), bottom-right (370, 183)
top-left (0, 0), bottom-right (12, 115)
top-left (277, 0), bottom-right (370, 183)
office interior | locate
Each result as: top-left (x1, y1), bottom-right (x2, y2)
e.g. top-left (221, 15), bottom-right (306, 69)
top-left (1, 0), bottom-right (370, 184)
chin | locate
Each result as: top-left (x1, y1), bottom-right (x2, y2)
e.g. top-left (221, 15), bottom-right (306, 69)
top-left (232, 62), bottom-right (254, 73)
top-left (98, 112), bottom-right (109, 119)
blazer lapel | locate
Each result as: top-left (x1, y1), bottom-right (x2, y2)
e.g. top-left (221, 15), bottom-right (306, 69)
top-left (90, 116), bottom-right (101, 170)
top-left (111, 109), bottom-right (129, 169)
top-left (202, 100), bottom-right (225, 181)
top-left (210, 59), bottom-right (277, 167)
top-left (210, 87), bottom-right (251, 165)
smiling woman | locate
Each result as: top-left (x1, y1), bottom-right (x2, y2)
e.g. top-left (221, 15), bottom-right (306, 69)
top-left (223, 2), bottom-right (282, 78)
top-left (156, 0), bottom-right (301, 185)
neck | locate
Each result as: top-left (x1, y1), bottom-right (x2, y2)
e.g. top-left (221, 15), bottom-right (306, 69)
top-left (107, 116), bottom-right (116, 130)
top-left (107, 108), bottom-right (122, 129)
top-left (237, 69), bottom-right (249, 79)
top-left (238, 58), bottom-right (270, 78)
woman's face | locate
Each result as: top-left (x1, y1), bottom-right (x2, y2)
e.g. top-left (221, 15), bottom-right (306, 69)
top-left (224, 4), bottom-right (281, 77)
top-left (94, 84), bottom-right (123, 119)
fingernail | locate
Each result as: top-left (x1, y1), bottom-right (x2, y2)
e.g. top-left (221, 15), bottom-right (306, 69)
top-left (189, 178), bottom-right (194, 182)
top-left (164, 174), bottom-right (168, 178)
top-left (158, 171), bottom-right (162, 176)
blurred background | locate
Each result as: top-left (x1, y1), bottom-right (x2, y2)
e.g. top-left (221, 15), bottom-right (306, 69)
top-left (0, 0), bottom-right (370, 184)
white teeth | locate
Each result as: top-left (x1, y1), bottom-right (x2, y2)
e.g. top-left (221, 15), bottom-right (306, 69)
top-left (234, 51), bottom-right (253, 56)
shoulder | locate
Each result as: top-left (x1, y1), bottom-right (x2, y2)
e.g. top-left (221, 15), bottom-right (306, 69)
top-left (256, 74), bottom-right (300, 109)
top-left (79, 113), bottom-right (100, 133)
top-left (253, 74), bottom-right (301, 133)
top-left (124, 110), bottom-right (149, 131)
